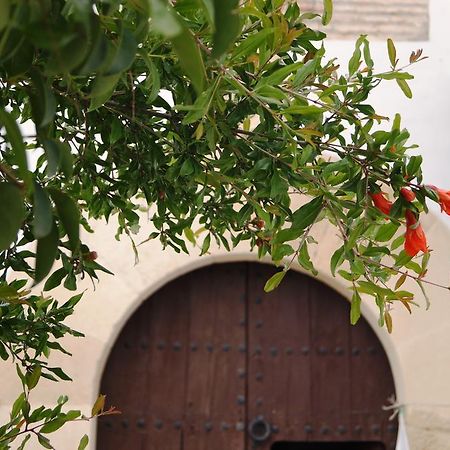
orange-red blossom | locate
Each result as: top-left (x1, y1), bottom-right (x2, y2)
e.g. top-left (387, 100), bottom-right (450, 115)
top-left (427, 185), bottom-right (450, 215)
top-left (404, 210), bottom-right (428, 257)
top-left (400, 187), bottom-right (416, 202)
top-left (370, 192), bottom-right (393, 215)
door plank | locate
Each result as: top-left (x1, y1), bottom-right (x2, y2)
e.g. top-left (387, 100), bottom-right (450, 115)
top-left (350, 318), bottom-right (398, 448)
top-left (183, 264), bottom-right (247, 450)
top-left (247, 264), bottom-right (311, 448)
top-left (309, 278), bottom-right (352, 441)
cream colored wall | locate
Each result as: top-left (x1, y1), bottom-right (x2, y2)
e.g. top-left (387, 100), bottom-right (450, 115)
top-left (2, 0), bottom-right (450, 448)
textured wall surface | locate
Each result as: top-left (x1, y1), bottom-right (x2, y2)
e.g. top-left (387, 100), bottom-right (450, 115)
top-left (301, 0), bottom-right (429, 40)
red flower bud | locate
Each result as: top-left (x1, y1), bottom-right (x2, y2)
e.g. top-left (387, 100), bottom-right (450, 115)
top-left (85, 251), bottom-right (98, 261)
top-left (427, 185), bottom-right (450, 215)
top-left (404, 210), bottom-right (428, 257)
top-left (370, 191), bottom-right (393, 215)
top-left (400, 187), bottom-right (416, 202)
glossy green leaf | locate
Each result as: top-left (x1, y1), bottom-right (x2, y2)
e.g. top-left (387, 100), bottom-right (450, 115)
top-left (104, 28), bottom-right (137, 75)
top-left (34, 222), bottom-right (59, 284)
top-left (0, 109), bottom-right (30, 186)
top-left (40, 418), bottom-right (66, 434)
top-left (49, 189), bottom-right (80, 252)
top-left (322, 0), bottom-right (333, 26)
top-left (0, 183), bottom-right (25, 250)
top-left (17, 434), bottom-right (31, 450)
top-left (37, 434), bottom-right (53, 449)
top-left (26, 365), bottom-right (42, 390)
top-left (89, 74), bottom-right (121, 111)
top-left (30, 72), bottom-right (56, 128)
top-left (171, 27), bottom-right (206, 94)
top-left (78, 435), bottom-right (89, 450)
top-left (44, 267), bottom-right (67, 291)
top-left (291, 196), bottom-right (323, 230)
top-left (396, 79), bottom-right (413, 99)
top-left (264, 271), bottom-right (286, 293)
top-left (231, 27), bottom-right (273, 60)
top-left (375, 222), bottom-right (399, 242)
top-left (33, 183), bottom-right (53, 239)
top-left (350, 290), bottom-right (362, 325)
top-left (387, 38), bottom-right (396, 67)
top-left (149, 0), bottom-right (183, 38)
top-left (211, 0), bottom-right (241, 58)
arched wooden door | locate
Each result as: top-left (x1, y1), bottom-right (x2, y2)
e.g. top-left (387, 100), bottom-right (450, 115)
top-left (97, 263), bottom-right (398, 450)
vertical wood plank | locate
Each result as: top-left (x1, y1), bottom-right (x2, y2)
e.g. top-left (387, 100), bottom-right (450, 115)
top-left (142, 277), bottom-right (189, 450)
top-left (183, 264), bottom-right (247, 450)
top-left (97, 300), bottom-right (152, 450)
top-left (350, 318), bottom-right (398, 447)
top-left (308, 277), bottom-right (351, 441)
top-left (247, 264), bottom-right (311, 448)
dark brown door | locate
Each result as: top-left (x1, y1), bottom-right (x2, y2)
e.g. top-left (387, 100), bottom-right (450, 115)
top-left (97, 263), bottom-right (397, 450)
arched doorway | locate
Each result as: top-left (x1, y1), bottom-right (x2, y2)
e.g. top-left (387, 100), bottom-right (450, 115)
top-left (96, 263), bottom-right (398, 449)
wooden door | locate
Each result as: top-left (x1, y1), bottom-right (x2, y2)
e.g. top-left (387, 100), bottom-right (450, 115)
top-left (97, 263), bottom-right (397, 450)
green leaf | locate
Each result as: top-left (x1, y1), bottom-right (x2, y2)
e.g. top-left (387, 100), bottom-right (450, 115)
top-left (297, 242), bottom-right (318, 276)
top-left (40, 418), bottom-right (66, 434)
top-left (34, 222), bottom-right (59, 285)
top-left (258, 62), bottom-right (303, 86)
top-left (264, 270), bottom-right (286, 292)
top-left (29, 72), bottom-right (56, 128)
top-left (104, 28), bottom-right (137, 75)
top-left (330, 246), bottom-right (345, 277)
top-left (44, 267), bottom-right (67, 291)
top-left (387, 38), bottom-right (397, 67)
top-left (0, 109), bottom-right (30, 186)
top-left (200, 234), bottom-right (211, 255)
top-left (348, 35), bottom-right (365, 76)
top-left (396, 79), bottom-right (413, 99)
top-left (17, 434), bottom-right (31, 450)
top-left (375, 222), bottom-right (399, 242)
top-left (89, 74), bottom-right (121, 111)
top-left (11, 393), bottom-right (26, 419)
top-left (232, 28), bottom-right (273, 60)
top-left (291, 196), bottom-right (323, 230)
top-left (57, 142), bottom-right (74, 178)
top-left (26, 365), bottom-right (42, 390)
top-left (49, 189), bottom-right (80, 252)
top-left (33, 183), bottom-right (53, 239)
top-left (47, 366), bottom-right (72, 381)
top-left (171, 28), bottom-right (206, 94)
top-left (274, 227), bottom-right (303, 244)
top-left (149, 0), bottom-right (183, 38)
top-left (0, 182), bottom-right (26, 250)
top-left (78, 435), bottom-right (89, 450)
top-left (37, 434), bottom-right (53, 449)
top-left (350, 290), bottom-right (362, 325)
top-left (211, 0), bottom-right (241, 58)
top-left (322, 0), bottom-right (333, 26)
top-left (0, 341), bottom-right (8, 360)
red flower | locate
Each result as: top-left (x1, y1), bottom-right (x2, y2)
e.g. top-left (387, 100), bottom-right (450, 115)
top-left (400, 187), bottom-right (416, 202)
top-left (404, 210), bottom-right (428, 257)
top-left (370, 191), bottom-right (393, 215)
top-left (428, 185), bottom-right (450, 215)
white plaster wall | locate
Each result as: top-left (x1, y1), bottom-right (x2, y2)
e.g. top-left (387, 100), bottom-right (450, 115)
top-left (1, 0), bottom-right (450, 449)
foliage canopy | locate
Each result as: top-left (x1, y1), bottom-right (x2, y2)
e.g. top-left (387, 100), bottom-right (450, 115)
top-left (0, 0), bottom-right (447, 448)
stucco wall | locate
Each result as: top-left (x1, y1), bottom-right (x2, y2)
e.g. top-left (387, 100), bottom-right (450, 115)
top-left (2, 0), bottom-right (450, 449)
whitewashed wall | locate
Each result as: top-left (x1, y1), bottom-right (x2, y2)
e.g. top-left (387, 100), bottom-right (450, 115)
top-left (1, 0), bottom-right (450, 449)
